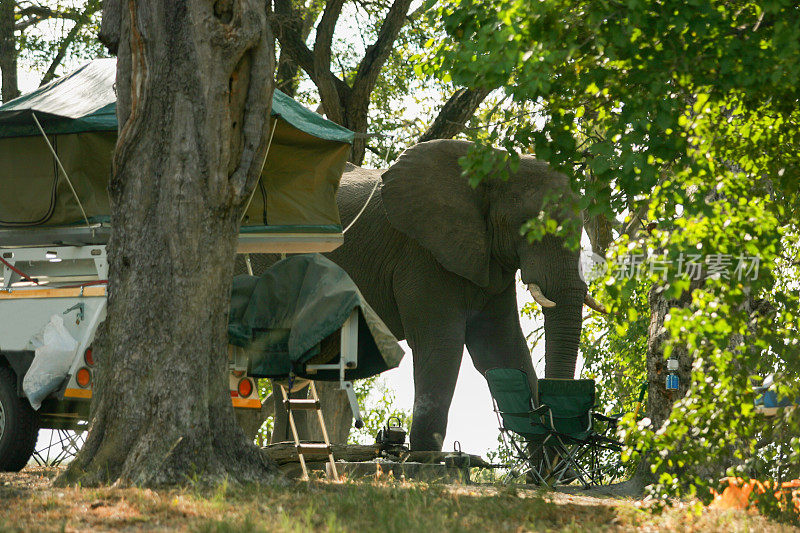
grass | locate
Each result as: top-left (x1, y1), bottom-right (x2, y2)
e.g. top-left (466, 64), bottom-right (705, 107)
top-left (0, 467), bottom-right (797, 532)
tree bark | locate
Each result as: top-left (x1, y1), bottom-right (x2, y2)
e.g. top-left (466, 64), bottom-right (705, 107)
top-left (583, 212), bottom-right (614, 256)
top-left (618, 282), bottom-right (696, 494)
top-left (274, 0), bottom-right (323, 96)
top-left (269, 381), bottom-right (351, 445)
top-left (235, 392), bottom-right (275, 442)
top-left (60, 0), bottom-right (279, 487)
top-left (308, 382), bottom-right (352, 443)
top-left (418, 88), bottom-right (491, 142)
top-left (0, 0), bottom-right (19, 102)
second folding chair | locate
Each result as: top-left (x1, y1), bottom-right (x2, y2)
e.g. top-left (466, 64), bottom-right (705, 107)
top-left (485, 367), bottom-right (623, 487)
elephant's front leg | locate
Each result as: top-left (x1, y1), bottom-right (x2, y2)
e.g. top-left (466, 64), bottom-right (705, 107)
top-left (407, 327), bottom-right (466, 451)
top-left (394, 267), bottom-right (468, 451)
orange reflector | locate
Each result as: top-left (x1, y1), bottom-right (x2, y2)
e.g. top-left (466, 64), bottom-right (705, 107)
top-left (237, 378), bottom-right (253, 398)
top-left (84, 347), bottom-right (94, 366)
top-left (76, 367), bottom-right (91, 388)
top-left (232, 397), bottom-right (261, 409)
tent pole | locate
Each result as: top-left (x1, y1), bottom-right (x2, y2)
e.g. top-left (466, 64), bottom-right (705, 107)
top-left (31, 112), bottom-right (93, 233)
top-left (240, 118), bottom-right (278, 224)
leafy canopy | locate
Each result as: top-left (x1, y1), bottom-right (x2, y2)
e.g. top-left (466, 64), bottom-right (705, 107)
top-left (428, 0), bottom-right (800, 512)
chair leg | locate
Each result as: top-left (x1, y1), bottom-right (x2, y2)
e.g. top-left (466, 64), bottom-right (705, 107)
top-left (556, 442), bottom-right (593, 489)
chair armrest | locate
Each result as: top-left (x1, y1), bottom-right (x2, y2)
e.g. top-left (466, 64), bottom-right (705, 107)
top-left (592, 412), bottom-right (620, 423)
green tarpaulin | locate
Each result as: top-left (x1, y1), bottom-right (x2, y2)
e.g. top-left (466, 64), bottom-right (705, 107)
top-left (228, 254), bottom-right (404, 381)
top-left (0, 58), bottom-right (353, 229)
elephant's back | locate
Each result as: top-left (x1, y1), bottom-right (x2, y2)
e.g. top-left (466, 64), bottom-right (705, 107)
top-left (336, 165), bottom-right (385, 218)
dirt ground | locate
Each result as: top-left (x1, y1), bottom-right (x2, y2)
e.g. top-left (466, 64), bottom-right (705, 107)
top-left (0, 467), bottom-right (797, 532)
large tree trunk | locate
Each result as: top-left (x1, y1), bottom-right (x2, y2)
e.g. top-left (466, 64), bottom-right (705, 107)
top-left (0, 0), bottom-right (19, 102)
top-left (618, 283), bottom-right (696, 495)
top-left (60, 0), bottom-right (278, 486)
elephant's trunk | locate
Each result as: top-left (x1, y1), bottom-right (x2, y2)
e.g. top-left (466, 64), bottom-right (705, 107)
top-left (541, 287), bottom-right (585, 378)
top-left (519, 237), bottom-right (586, 378)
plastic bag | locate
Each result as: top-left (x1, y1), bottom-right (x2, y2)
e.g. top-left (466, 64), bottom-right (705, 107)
top-left (23, 314), bottom-right (78, 410)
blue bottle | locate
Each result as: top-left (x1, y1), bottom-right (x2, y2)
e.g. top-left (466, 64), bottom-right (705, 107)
top-left (666, 357), bottom-right (679, 390)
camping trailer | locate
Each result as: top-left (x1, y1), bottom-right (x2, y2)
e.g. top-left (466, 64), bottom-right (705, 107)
top-left (0, 59), bottom-right (359, 470)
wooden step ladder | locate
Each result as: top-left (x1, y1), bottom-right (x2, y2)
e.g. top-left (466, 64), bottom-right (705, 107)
top-left (280, 381), bottom-right (339, 480)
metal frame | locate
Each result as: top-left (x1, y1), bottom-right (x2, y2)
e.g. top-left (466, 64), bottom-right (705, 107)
top-left (32, 428), bottom-right (87, 466)
top-left (304, 308), bottom-right (363, 428)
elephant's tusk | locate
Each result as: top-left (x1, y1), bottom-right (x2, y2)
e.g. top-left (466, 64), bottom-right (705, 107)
top-left (527, 284), bottom-right (556, 308)
top-left (584, 294), bottom-right (608, 314)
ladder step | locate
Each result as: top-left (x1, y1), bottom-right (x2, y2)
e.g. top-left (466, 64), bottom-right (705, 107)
top-left (296, 443), bottom-right (332, 457)
top-left (285, 399), bottom-right (321, 410)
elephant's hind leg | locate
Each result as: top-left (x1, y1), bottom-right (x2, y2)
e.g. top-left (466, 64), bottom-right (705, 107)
top-left (465, 281), bottom-right (538, 399)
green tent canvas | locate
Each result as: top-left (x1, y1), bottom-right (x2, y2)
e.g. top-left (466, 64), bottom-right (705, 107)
top-left (0, 58), bottom-right (354, 232)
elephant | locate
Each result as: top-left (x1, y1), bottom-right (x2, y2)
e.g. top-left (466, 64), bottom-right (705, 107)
top-left (306, 139), bottom-right (603, 451)
top-left (237, 139), bottom-right (604, 449)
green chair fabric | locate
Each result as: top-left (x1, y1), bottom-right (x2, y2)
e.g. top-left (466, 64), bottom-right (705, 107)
top-left (485, 368), bottom-right (547, 438)
top-left (538, 379), bottom-right (595, 441)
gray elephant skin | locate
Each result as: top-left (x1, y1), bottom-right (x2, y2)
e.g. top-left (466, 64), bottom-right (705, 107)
top-left (307, 139), bottom-right (595, 451)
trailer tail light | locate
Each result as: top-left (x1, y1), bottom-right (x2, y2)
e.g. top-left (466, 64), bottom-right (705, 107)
top-left (76, 367), bottom-right (91, 388)
top-left (237, 378), bottom-right (253, 398)
top-left (84, 347), bottom-right (94, 366)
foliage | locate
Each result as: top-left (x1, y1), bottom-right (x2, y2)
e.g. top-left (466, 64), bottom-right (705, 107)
top-left (713, 477), bottom-right (800, 523)
top-left (275, 0), bottom-right (498, 167)
top-left (2, 0), bottom-right (104, 99)
top-left (581, 276), bottom-right (649, 417)
top-left (429, 0), bottom-right (800, 516)
top-left (254, 379), bottom-right (274, 447)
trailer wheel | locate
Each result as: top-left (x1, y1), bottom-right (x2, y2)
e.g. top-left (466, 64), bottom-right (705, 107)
top-left (0, 366), bottom-right (39, 472)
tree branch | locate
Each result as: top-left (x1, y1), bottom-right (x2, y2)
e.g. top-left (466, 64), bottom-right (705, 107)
top-left (38, 0), bottom-right (101, 86)
top-left (39, 21), bottom-right (84, 86)
top-left (270, 0), bottom-right (350, 101)
top-left (15, 6), bottom-right (84, 31)
top-left (350, 0), bottom-right (412, 105)
top-left (419, 87), bottom-right (492, 142)
top-left (312, 0), bottom-right (347, 123)
top-left (275, 0), bottom-right (324, 96)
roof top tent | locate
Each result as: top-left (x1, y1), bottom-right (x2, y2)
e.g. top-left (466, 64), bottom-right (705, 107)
top-left (0, 58), bottom-right (353, 255)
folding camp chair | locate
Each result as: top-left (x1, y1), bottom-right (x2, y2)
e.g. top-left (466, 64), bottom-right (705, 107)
top-left (485, 368), bottom-right (623, 488)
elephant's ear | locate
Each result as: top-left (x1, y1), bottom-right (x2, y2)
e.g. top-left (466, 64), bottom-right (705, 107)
top-left (381, 139), bottom-right (492, 287)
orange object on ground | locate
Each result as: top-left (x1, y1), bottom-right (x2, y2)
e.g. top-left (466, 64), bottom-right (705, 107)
top-left (710, 477), bottom-right (754, 510)
top-left (709, 477), bottom-right (800, 517)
